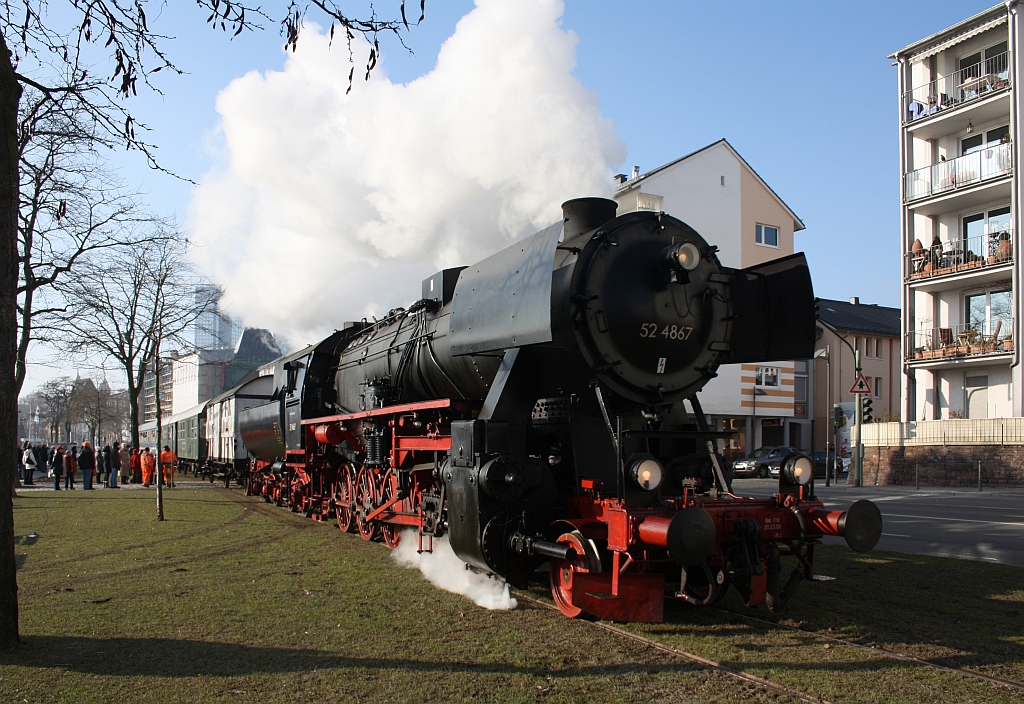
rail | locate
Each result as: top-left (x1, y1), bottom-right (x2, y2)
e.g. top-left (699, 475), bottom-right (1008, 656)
top-left (904, 143), bottom-right (1012, 201)
top-left (903, 51), bottom-right (1010, 123)
top-left (906, 319), bottom-right (1013, 361)
top-left (905, 228), bottom-right (1012, 281)
top-left (861, 417), bottom-right (1024, 446)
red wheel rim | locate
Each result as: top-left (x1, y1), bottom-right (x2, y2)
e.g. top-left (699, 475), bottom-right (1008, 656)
top-left (380, 470), bottom-right (401, 549)
top-left (355, 466), bottom-right (379, 541)
top-left (335, 466), bottom-right (356, 533)
top-left (549, 531), bottom-right (602, 619)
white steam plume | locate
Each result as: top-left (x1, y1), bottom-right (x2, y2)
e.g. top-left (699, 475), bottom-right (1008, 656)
top-left (392, 530), bottom-right (518, 610)
top-left (188, 0), bottom-right (625, 345)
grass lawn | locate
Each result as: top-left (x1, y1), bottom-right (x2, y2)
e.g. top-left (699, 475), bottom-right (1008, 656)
top-left (1, 488), bottom-right (772, 703)
top-left (3, 487), bottom-right (1022, 703)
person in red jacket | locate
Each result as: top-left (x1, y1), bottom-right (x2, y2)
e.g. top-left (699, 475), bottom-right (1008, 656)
top-left (130, 447), bottom-right (142, 484)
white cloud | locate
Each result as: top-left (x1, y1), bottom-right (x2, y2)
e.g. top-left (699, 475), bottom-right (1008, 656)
top-left (188, 0), bottom-right (625, 346)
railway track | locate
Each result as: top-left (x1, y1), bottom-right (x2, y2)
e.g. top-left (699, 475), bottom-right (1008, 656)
top-left (515, 590), bottom-right (1024, 702)
top-left (513, 592), bottom-right (832, 704)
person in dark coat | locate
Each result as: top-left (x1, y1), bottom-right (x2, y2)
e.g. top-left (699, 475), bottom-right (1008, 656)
top-left (79, 442), bottom-right (95, 490)
top-left (108, 443), bottom-right (120, 489)
top-left (102, 444), bottom-right (113, 487)
top-left (51, 446), bottom-right (63, 490)
top-left (34, 443), bottom-right (47, 482)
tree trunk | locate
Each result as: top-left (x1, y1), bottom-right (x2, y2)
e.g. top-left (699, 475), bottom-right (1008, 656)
top-left (128, 383), bottom-right (140, 451)
top-left (0, 33), bottom-right (23, 647)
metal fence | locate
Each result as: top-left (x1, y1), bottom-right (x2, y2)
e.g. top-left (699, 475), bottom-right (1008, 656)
top-left (903, 50), bottom-right (1010, 123)
top-left (904, 143), bottom-right (1012, 201)
top-left (861, 418), bottom-right (1024, 446)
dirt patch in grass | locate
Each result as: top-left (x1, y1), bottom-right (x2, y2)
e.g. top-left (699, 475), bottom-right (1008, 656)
top-left (2, 489), bottom-right (778, 703)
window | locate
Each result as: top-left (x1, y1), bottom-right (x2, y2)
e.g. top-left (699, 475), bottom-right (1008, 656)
top-left (966, 289), bottom-right (1012, 336)
top-left (794, 376), bottom-right (807, 403)
top-left (986, 41), bottom-right (1009, 78)
top-left (962, 125), bottom-right (1008, 156)
top-left (755, 224), bottom-right (779, 247)
top-left (755, 366), bottom-right (780, 386)
top-left (874, 378), bottom-right (882, 399)
top-left (874, 339), bottom-right (883, 359)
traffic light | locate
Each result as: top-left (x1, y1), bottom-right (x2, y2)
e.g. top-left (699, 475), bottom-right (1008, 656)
top-left (860, 396), bottom-right (874, 423)
top-left (833, 404), bottom-right (844, 428)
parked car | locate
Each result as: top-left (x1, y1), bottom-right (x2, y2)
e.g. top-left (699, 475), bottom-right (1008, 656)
top-left (731, 446), bottom-right (799, 479)
top-left (813, 451), bottom-right (851, 478)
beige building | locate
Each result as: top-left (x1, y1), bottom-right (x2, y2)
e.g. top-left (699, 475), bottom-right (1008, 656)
top-left (812, 299), bottom-right (901, 453)
top-left (613, 139), bottom-right (808, 458)
top-left (892, 5), bottom-right (1021, 420)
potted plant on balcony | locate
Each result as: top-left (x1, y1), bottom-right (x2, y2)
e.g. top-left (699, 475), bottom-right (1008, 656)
top-left (1003, 337), bottom-right (1014, 352)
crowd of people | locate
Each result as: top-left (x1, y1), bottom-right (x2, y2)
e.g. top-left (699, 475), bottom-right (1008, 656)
top-left (16, 441), bottom-right (178, 491)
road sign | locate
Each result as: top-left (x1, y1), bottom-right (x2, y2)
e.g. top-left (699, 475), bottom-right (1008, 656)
top-left (849, 373), bottom-right (872, 395)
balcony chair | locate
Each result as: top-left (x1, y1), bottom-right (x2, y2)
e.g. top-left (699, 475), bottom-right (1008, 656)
top-left (938, 327), bottom-right (959, 356)
top-left (981, 320), bottom-right (1002, 353)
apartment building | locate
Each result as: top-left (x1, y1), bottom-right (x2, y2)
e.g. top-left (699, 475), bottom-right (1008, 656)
top-left (613, 139), bottom-right (807, 459)
top-left (813, 299), bottom-right (901, 452)
top-left (893, 5), bottom-right (1021, 420)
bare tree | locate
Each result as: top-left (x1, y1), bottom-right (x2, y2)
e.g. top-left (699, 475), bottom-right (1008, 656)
top-left (37, 376), bottom-right (77, 444)
top-left (0, 0), bottom-right (424, 650)
top-left (71, 378), bottom-right (114, 446)
top-left (55, 235), bottom-right (216, 452)
top-left (16, 87), bottom-right (149, 398)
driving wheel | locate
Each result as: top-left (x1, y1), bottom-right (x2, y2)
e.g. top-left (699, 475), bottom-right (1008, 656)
top-left (379, 470), bottom-right (402, 549)
top-left (354, 466), bottom-right (379, 541)
top-left (335, 465), bottom-right (356, 533)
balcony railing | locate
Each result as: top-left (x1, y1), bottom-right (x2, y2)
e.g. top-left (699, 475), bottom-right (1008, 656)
top-left (904, 143), bottom-right (1012, 201)
top-left (904, 51), bottom-right (1011, 123)
top-left (906, 228), bottom-right (1012, 281)
top-left (907, 319), bottom-right (1014, 361)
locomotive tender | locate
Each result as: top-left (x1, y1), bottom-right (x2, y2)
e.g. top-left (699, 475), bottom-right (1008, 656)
top-left (238, 197), bottom-right (882, 623)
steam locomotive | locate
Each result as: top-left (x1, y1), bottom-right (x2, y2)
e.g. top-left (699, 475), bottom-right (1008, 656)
top-left (236, 198), bottom-right (882, 623)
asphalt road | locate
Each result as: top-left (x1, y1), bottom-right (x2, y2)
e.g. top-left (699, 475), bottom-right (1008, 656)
top-left (734, 477), bottom-right (1024, 567)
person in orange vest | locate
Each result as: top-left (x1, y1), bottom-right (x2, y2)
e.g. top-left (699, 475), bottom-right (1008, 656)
top-left (160, 446), bottom-right (178, 488)
top-left (140, 447), bottom-right (156, 487)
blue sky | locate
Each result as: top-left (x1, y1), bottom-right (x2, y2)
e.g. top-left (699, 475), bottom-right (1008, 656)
top-left (106, 0), bottom-right (998, 315)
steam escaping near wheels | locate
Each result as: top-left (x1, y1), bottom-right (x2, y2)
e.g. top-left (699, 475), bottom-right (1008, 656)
top-left (391, 530), bottom-right (518, 611)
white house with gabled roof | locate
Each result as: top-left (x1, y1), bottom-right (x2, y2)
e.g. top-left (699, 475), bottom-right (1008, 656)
top-left (613, 139), bottom-right (809, 459)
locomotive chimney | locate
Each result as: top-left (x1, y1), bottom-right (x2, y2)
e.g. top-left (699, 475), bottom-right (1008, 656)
top-left (561, 197), bottom-right (618, 240)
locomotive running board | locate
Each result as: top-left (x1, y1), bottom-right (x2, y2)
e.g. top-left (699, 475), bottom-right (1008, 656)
top-left (301, 398), bottom-right (479, 425)
top-left (571, 573), bottom-right (665, 623)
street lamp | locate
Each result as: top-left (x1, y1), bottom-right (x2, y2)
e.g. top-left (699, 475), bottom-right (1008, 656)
top-left (752, 386), bottom-right (767, 450)
top-left (814, 347), bottom-right (831, 486)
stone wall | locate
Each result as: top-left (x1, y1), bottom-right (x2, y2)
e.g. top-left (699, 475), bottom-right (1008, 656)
top-left (861, 445), bottom-right (1024, 487)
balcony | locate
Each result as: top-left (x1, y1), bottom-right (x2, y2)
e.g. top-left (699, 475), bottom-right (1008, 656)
top-left (907, 320), bottom-right (1014, 363)
top-left (904, 142), bottom-right (1012, 202)
top-left (903, 51), bottom-right (1010, 124)
top-left (905, 228), bottom-right (1012, 283)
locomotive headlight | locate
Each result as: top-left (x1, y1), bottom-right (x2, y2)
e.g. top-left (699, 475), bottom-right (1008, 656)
top-left (629, 457), bottom-right (664, 491)
top-left (781, 453), bottom-right (814, 486)
top-left (666, 242), bottom-right (701, 272)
